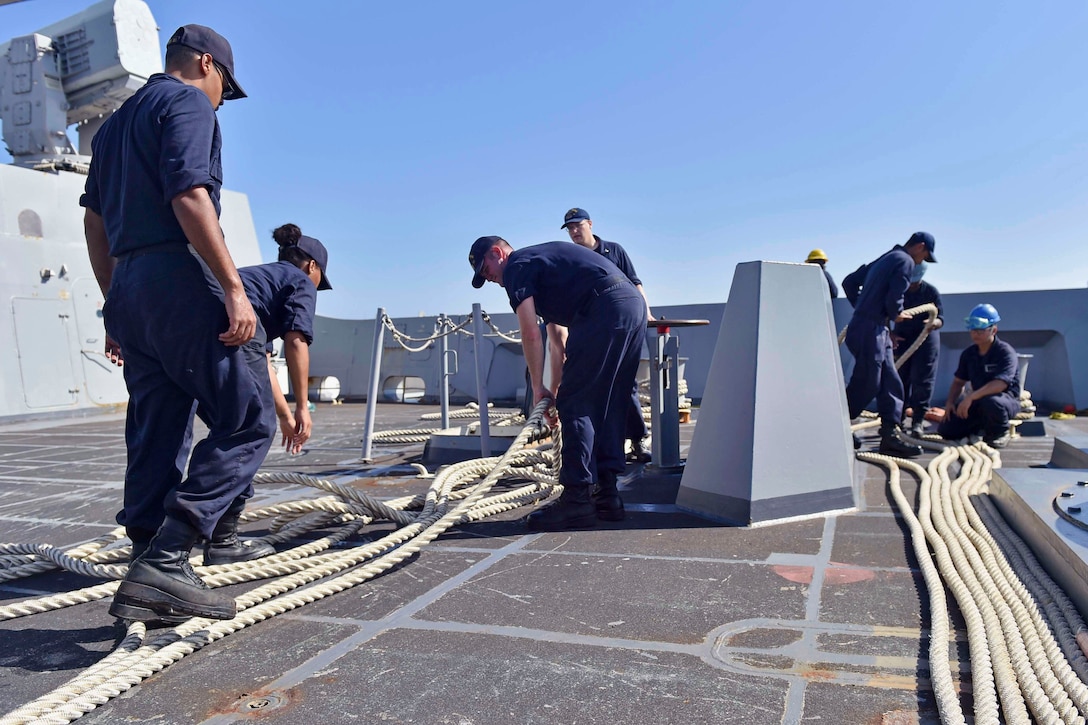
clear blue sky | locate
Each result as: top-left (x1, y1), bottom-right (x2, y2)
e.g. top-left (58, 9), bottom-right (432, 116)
top-left (5, 1), bottom-right (1088, 319)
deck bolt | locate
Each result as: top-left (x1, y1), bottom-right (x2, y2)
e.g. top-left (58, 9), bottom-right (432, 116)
top-left (1078, 481), bottom-right (1088, 486)
top-left (1070, 506), bottom-right (1082, 513)
top-left (246, 699), bottom-right (270, 710)
top-left (1061, 491), bottom-right (1075, 498)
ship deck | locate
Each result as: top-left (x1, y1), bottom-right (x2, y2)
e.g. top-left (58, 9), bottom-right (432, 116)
top-left (0, 402), bottom-right (1079, 724)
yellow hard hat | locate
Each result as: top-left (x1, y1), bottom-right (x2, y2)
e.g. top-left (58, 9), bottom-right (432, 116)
top-left (805, 248), bottom-right (828, 263)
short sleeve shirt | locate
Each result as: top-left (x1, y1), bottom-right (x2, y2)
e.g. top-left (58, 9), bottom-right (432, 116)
top-left (593, 237), bottom-right (642, 287)
top-left (239, 261), bottom-right (317, 353)
top-left (502, 242), bottom-right (630, 327)
top-left (80, 74), bottom-right (222, 256)
top-left (954, 337), bottom-right (1021, 399)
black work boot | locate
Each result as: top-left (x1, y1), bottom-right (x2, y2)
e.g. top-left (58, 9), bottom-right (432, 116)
top-left (527, 485), bottom-right (598, 531)
top-left (110, 517), bottom-right (236, 622)
top-left (203, 510), bottom-right (275, 566)
top-left (878, 428), bottom-right (923, 458)
top-left (593, 471), bottom-right (626, 522)
top-left (126, 525), bottom-right (156, 563)
top-left (852, 433), bottom-right (862, 450)
top-left (626, 437), bottom-right (651, 464)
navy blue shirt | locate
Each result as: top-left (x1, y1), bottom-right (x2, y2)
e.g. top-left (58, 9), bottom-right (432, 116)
top-left (591, 236), bottom-right (642, 287)
top-left (954, 337), bottom-right (1020, 400)
top-left (238, 262), bottom-right (317, 353)
top-left (80, 74), bottom-right (222, 256)
top-left (849, 245), bottom-right (914, 323)
top-left (503, 242), bottom-right (633, 327)
top-left (895, 281), bottom-right (944, 341)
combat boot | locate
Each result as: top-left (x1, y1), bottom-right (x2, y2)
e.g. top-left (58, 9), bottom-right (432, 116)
top-left (126, 525), bottom-right (156, 563)
top-left (878, 428), bottom-right (923, 458)
top-left (110, 517), bottom-right (236, 622)
top-left (527, 485), bottom-right (598, 532)
top-left (593, 471), bottom-right (625, 522)
top-left (203, 510), bottom-right (275, 565)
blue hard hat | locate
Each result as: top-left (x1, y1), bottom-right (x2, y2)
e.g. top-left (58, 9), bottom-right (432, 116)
top-left (965, 303), bottom-right (1000, 330)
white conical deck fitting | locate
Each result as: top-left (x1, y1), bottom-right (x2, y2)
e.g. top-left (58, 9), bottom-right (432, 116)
top-left (676, 261), bottom-right (856, 525)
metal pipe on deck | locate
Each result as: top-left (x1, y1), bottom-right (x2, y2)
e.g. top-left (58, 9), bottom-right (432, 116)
top-left (471, 303), bottom-right (491, 457)
top-left (361, 307), bottom-right (385, 461)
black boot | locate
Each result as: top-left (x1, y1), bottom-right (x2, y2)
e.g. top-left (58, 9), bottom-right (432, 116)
top-left (110, 517), bottom-right (236, 622)
top-left (879, 428), bottom-right (923, 458)
top-left (593, 471), bottom-right (625, 522)
top-left (527, 485), bottom-right (598, 531)
top-left (852, 433), bottom-right (862, 450)
top-left (203, 510), bottom-right (275, 565)
top-left (626, 437), bottom-right (651, 463)
top-left (126, 525), bottom-right (156, 563)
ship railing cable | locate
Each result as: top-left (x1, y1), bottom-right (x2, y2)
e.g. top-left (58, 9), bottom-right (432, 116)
top-left (0, 398), bottom-right (562, 724)
top-left (379, 311), bottom-right (517, 353)
top-left (858, 433), bottom-right (1088, 724)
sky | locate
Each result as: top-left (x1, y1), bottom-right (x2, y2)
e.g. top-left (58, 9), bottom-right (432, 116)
top-left (4, 0), bottom-right (1088, 320)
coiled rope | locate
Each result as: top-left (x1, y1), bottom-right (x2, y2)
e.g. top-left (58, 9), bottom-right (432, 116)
top-left (0, 400), bottom-right (562, 724)
top-left (859, 438), bottom-right (1088, 724)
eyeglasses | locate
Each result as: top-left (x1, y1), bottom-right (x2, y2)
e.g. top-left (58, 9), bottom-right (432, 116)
top-left (209, 57), bottom-right (239, 100)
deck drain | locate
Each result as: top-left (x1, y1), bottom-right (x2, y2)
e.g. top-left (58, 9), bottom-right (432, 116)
top-left (238, 693), bottom-right (285, 713)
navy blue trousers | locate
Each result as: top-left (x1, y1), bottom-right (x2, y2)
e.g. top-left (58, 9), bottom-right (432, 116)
top-left (556, 286), bottom-right (647, 488)
top-left (104, 247), bottom-right (275, 539)
top-left (896, 332), bottom-right (940, 420)
top-left (625, 378), bottom-right (648, 441)
top-left (845, 318), bottom-right (904, 432)
top-left (938, 393), bottom-right (1020, 440)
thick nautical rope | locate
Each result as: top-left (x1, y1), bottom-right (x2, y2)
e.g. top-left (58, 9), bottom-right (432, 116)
top-left (859, 439), bottom-right (1088, 724)
top-left (0, 402), bottom-right (560, 724)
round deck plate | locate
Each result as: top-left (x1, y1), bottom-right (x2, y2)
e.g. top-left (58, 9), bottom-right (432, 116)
top-left (1054, 483), bottom-right (1088, 530)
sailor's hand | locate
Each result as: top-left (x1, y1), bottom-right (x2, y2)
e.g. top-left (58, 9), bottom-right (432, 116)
top-left (290, 404), bottom-right (313, 454)
top-left (220, 289), bottom-right (257, 346)
top-left (534, 388), bottom-right (558, 426)
top-left (955, 398), bottom-right (973, 419)
top-left (278, 412), bottom-right (297, 451)
top-left (895, 311), bottom-right (913, 322)
top-left (104, 334), bottom-right (123, 367)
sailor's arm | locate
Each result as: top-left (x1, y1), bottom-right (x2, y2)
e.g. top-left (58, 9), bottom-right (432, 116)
top-left (546, 323), bottom-right (567, 393)
top-left (171, 186), bottom-right (257, 346)
top-left (516, 297), bottom-right (549, 404)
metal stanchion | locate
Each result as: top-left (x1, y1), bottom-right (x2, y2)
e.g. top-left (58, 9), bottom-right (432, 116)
top-left (647, 319), bottom-right (708, 471)
top-left (360, 307), bottom-right (385, 461)
top-left (471, 303), bottom-right (491, 457)
top-left (439, 314), bottom-right (456, 430)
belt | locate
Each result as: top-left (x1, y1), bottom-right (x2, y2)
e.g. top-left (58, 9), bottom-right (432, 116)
top-left (115, 243), bottom-right (191, 261)
top-left (592, 274), bottom-right (629, 297)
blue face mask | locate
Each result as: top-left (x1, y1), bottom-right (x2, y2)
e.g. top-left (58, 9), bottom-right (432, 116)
top-left (910, 262), bottom-right (927, 284)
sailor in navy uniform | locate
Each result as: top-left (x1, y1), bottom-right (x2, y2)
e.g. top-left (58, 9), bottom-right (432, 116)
top-left (239, 224), bottom-right (331, 456)
top-left (469, 236), bottom-right (647, 529)
top-left (81, 25), bottom-right (270, 621)
top-left (842, 232), bottom-right (938, 458)
top-left (562, 208), bottom-right (652, 463)
top-left (938, 304), bottom-right (1021, 448)
top-left (892, 262), bottom-right (943, 437)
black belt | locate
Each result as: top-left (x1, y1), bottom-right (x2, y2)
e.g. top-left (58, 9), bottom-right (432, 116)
top-left (115, 243), bottom-right (190, 261)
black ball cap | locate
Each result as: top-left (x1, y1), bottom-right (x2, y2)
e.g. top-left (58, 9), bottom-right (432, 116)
top-left (469, 236), bottom-right (501, 288)
top-left (167, 24), bottom-right (247, 101)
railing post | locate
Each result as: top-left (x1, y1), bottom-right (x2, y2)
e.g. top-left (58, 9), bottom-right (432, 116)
top-left (361, 307), bottom-right (385, 461)
top-left (471, 303), bottom-right (491, 457)
top-left (439, 314), bottom-right (451, 429)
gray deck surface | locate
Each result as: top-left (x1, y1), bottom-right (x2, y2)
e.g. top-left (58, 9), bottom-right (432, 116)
top-left (0, 403), bottom-right (1074, 724)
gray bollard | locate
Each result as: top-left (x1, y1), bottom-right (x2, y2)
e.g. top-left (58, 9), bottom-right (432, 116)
top-left (676, 261), bottom-right (856, 525)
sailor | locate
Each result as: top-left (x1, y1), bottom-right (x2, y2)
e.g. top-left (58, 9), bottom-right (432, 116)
top-left (892, 262), bottom-right (944, 438)
top-left (239, 224), bottom-right (332, 457)
top-left (804, 248), bottom-right (839, 299)
top-left (561, 207), bottom-right (652, 463)
top-left (842, 232), bottom-right (938, 457)
top-left (81, 24), bottom-right (271, 622)
top-left (937, 304), bottom-right (1021, 448)
top-left (469, 236), bottom-right (647, 529)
